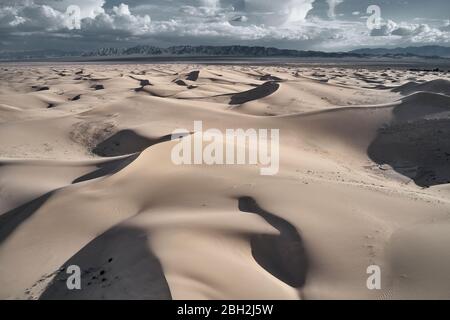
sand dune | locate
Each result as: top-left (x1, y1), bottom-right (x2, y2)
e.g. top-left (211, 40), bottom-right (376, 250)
top-left (0, 64), bottom-right (450, 300)
top-left (393, 79), bottom-right (450, 95)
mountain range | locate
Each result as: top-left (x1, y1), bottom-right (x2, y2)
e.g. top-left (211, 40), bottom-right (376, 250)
top-left (81, 45), bottom-right (362, 58)
top-left (350, 46), bottom-right (450, 58)
top-left (1, 45), bottom-right (450, 60)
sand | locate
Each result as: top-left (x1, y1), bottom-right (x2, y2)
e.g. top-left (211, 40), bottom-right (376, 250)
top-left (0, 63), bottom-right (450, 300)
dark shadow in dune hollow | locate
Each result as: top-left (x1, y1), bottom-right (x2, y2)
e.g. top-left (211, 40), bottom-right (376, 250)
top-left (40, 226), bottom-right (172, 300)
top-left (73, 154), bottom-right (139, 184)
top-left (186, 71), bottom-right (200, 81)
top-left (368, 94), bottom-right (450, 187)
top-left (92, 130), bottom-right (172, 157)
top-left (260, 74), bottom-right (282, 82)
top-left (230, 81), bottom-right (279, 105)
top-left (0, 154), bottom-right (141, 244)
top-left (238, 197), bottom-right (308, 288)
top-left (0, 192), bottom-right (53, 246)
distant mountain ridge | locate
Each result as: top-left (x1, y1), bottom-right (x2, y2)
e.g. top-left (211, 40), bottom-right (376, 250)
top-left (81, 45), bottom-right (450, 59)
top-left (81, 45), bottom-right (364, 58)
top-left (1, 45), bottom-right (450, 60)
top-left (351, 46), bottom-right (450, 58)
top-left (0, 49), bottom-right (83, 60)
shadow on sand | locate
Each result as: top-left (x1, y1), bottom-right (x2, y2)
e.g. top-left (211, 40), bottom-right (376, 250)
top-left (92, 130), bottom-right (172, 157)
top-left (368, 92), bottom-right (450, 187)
top-left (238, 197), bottom-right (308, 288)
top-left (40, 225), bottom-right (172, 300)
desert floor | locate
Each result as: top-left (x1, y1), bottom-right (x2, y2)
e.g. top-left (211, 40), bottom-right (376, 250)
top-left (1, 63), bottom-right (450, 299)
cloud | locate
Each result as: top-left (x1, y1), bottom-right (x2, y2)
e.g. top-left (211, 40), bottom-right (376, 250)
top-left (0, 3), bottom-right (66, 32)
top-left (46, 0), bottom-right (106, 19)
top-left (240, 0), bottom-right (315, 25)
top-left (326, 0), bottom-right (343, 18)
top-left (440, 20), bottom-right (450, 32)
top-left (369, 19), bottom-right (450, 44)
top-left (0, 1), bottom-right (150, 36)
top-left (1, 0), bottom-right (450, 51)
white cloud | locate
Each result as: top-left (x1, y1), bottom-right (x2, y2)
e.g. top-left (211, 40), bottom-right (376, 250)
top-left (199, 0), bottom-right (220, 8)
top-left (50, 0), bottom-right (106, 19)
top-left (326, 0), bottom-right (343, 19)
top-left (369, 19), bottom-right (450, 45)
top-left (0, 0), bottom-right (152, 39)
top-left (243, 0), bottom-right (315, 25)
top-left (0, 3), bottom-right (66, 31)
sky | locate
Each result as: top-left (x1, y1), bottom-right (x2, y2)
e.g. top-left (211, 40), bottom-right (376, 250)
top-left (1, 0), bottom-right (450, 52)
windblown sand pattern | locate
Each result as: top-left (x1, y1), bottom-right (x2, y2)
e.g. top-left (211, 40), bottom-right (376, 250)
top-left (1, 64), bottom-right (450, 299)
